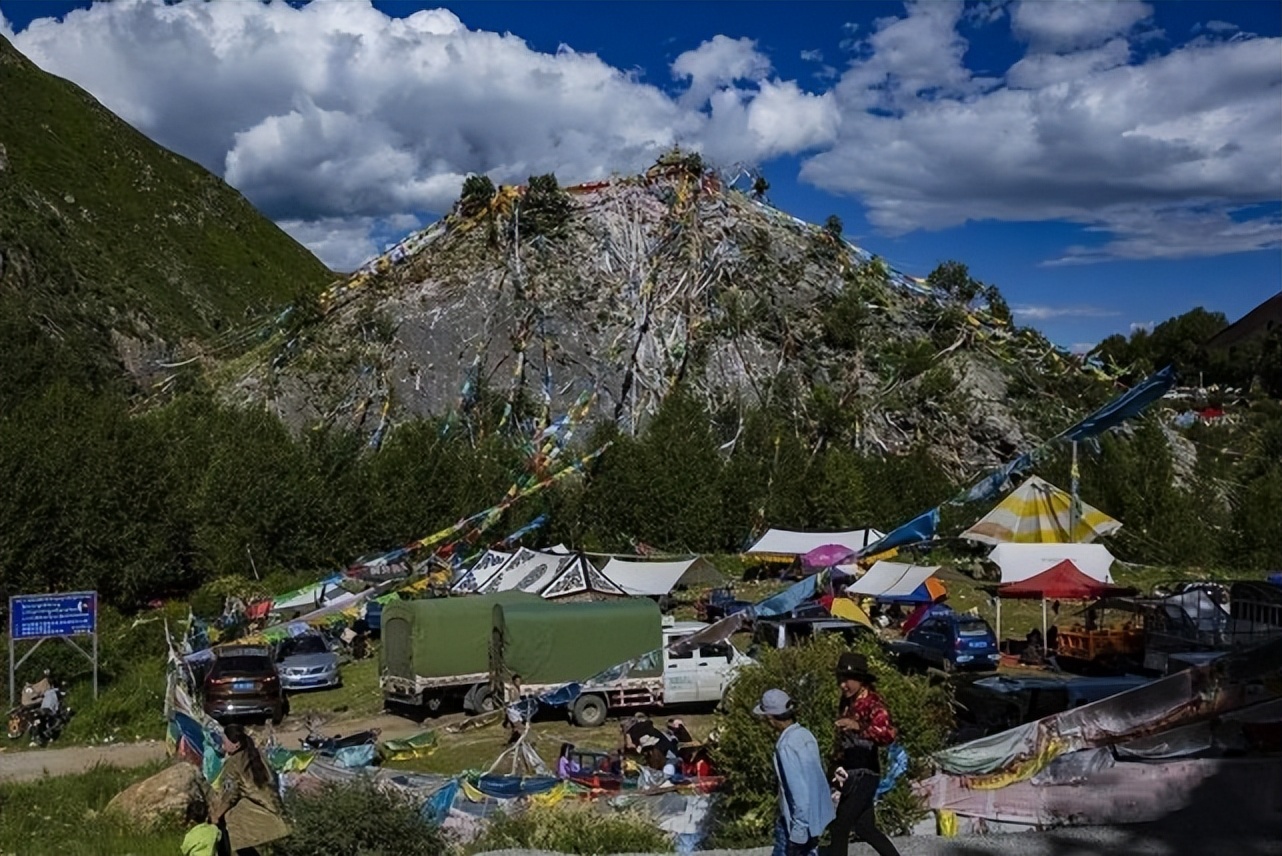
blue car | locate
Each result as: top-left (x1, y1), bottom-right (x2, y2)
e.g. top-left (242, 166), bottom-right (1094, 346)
top-left (892, 611), bottom-right (1001, 673)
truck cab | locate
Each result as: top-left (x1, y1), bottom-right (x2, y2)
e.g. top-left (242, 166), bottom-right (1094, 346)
top-left (661, 621), bottom-right (753, 704)
top-left (568, 619), bottom-right (753, 726)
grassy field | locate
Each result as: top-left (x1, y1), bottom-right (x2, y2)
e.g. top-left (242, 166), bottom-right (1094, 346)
top-left (0, 763), bottom-right (183, 856)
top-left (284, 655), bottom-right (385, 721)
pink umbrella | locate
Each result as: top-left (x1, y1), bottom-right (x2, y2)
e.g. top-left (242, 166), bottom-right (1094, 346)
top-left (801, 543), bottom-right (857, 570)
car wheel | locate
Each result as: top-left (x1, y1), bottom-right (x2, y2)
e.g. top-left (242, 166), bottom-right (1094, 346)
top-left (271, 706), bottom-right (285, 726)
top-left (572, 694), bottom-right (608, 728)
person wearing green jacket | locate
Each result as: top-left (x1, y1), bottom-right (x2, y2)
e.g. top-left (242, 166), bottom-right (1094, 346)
top-left (181, 800), bottom-right (221, 856)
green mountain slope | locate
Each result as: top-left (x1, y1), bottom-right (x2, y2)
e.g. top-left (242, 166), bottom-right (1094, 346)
top-left (0, 35), bottom-right (332, 401)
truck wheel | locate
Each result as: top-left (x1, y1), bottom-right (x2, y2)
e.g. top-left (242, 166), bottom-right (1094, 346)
top-left (572, 694), bottom-right (607, 728)
top-left (475, 688), bottom-right (496, 713)
top-left (424, 695), bottom-right (444, 715)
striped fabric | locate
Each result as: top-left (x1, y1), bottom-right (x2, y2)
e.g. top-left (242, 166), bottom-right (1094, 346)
top-left (962, 476), bottom-right (1121, 546)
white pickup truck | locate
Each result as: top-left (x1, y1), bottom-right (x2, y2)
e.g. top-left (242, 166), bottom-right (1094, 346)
top-left (560, 620), bottom-right (755, 727)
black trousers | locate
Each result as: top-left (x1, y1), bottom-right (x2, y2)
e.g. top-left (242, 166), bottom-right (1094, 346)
top-left (827, 771), bottom-right (900, 856)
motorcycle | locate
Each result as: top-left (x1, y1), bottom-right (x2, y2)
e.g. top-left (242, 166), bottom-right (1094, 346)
top-left (27, 690), bottom-right (72, 746)
top-left (6, 703), bottom-right (39, 741)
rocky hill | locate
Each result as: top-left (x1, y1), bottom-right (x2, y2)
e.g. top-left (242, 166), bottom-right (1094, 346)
top-left (226, 155), bottom-right (1106, 475)
top-left (0, 35), bottom-right (332, 399)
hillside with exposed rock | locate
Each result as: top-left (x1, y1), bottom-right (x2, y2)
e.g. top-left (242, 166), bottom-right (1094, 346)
top-left (0, 34), bottom-right (332, 402)
top-left (225, 155), bottom-right (1107, 475)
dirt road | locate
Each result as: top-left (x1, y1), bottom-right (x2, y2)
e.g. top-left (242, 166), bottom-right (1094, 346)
top-left (0, 711), bottom-right (427, 784)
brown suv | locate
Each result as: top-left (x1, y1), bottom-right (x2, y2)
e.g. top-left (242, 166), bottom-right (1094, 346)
top-left (202, 645), bottom-right (287, 725)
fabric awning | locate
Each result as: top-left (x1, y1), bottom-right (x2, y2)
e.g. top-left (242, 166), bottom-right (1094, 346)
top-left (599, 557), bottom-right (721, 596)
top-left (746, 528), bottom-right (885, 559)
top-left (962, 475), bottom-right (1122, 545)
top-left (989, 542), bottom-right (1116, 584)
top-left (997, 560), bottom-right (1132, 600)
top-left (844, 561), bottom-right (941, 599)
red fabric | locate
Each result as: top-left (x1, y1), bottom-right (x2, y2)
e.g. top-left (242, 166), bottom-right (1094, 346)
top-left (818, 593), bottom-right (836, 613)
top-left (902, 603), bottom-right (931, 634)
top-left (840, 688), bottom-right (897, 746)
top-left (997, 560), bottom-right (1131, 600)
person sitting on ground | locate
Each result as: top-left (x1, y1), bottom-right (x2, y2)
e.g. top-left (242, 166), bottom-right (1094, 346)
top-left (181, 799), bottom-right (222, 856)
top-left (556, 742), bottom-right (581, 779)
top-left (622, 713), bottom-right (676, 756)
top-left (666, 717), bottom-right (694, 745)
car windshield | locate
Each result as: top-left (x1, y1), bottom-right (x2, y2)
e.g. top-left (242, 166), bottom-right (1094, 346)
top-left (279, 636), bottom-right (328, 658)
top-left (210, 656), bottom-right (272, 676)
top-left (957, 621), bottom-right (990, 637)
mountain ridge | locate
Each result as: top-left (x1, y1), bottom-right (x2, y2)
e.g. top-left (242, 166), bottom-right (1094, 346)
top-left (223, 158), bottom-right (1108, 475)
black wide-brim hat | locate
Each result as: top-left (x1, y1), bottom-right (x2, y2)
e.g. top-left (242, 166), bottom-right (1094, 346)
top-left (835, 651), bottom-right (877, 682)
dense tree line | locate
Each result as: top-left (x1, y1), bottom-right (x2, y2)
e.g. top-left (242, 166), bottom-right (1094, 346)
top-left (1, 372), bottom-right (1279, 612)
top-left (1094, 306), bottom-right (1282, 397)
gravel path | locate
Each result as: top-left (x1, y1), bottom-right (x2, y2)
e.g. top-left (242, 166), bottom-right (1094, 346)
top-left (0, 711), bottom-right (426, 784)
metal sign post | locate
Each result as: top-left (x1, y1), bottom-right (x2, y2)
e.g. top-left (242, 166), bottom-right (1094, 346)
top-left (8, 591), bottom-right (98, 706)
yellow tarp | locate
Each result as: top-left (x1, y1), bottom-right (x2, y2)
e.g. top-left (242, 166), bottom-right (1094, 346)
top-left (829, 597), bottom-right (874, 628)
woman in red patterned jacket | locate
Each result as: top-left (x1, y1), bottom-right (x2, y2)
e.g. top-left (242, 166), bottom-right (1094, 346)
top-left (826, 652), bottom-right (901, 856)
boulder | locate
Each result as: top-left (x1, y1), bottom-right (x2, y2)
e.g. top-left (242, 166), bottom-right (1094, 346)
top-left (105, 762), bottom-right (201, 825)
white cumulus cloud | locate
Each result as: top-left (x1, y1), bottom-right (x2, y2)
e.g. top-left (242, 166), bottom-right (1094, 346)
top-left (1010, 0), bottom-right (1152, 52)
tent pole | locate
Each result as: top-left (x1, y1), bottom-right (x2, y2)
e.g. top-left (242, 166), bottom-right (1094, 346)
top-left (996, 597), bottom-right (1002, 649)
top-left (1042, 598), bottom-right (1048, 646)
top-left (1070, 441), bottom-right (1080, 542)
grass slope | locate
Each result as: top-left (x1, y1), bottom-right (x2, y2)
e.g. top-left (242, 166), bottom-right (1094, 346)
top-left (0, 35), bottom-right (332, 393)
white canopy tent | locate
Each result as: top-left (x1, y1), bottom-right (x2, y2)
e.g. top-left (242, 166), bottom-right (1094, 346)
top-left (449, 549), bottom-right (514, 593)
top-left (476, 548), bottom-right (568, 594)
top-left (989, 543), bottom-right (1115, 585)
top-left (843, 561), bottom-right (941, 599)
top-left (746, 528), bottom-right (885, 560)
top-left (599, 557), bottom-right (722, 596)
top-left (540, 555), bottom-right (629, 600)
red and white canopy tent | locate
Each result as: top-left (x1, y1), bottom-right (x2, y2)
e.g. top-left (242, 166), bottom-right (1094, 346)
top-left (995, 559), bottom-right (1134, 643)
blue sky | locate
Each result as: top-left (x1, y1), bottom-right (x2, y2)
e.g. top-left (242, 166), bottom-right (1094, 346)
top-left (2, 0), bottom-right (1279, 349)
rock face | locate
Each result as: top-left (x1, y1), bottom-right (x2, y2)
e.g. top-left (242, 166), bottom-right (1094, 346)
top-left (227, 163), bottom-right (1101, 475)
top-left (105, 762), bottom-right (202, 826)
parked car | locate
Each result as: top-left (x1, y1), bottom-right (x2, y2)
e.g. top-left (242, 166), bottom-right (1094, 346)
top-left (203, 644), bottom-right (287, 725)
top-left (751, 616), bottom-right (876, 654)
top-left (888, 611), bottom-right (1000, 673)
top-left (275, 633), bottom-right (341, 692)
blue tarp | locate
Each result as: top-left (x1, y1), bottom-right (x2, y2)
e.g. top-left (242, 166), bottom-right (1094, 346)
top-left (753, 575), bottom-right (820, 618)
top-left (420, 779), bottom-right (461, 826)
top-left (474, 774), bottom-right (561, 798)
top-left (857, 507), bottom-right (940, 559)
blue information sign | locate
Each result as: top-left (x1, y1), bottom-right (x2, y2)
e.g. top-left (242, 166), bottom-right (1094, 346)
top-left (9, 592), bottom-right (97, 641)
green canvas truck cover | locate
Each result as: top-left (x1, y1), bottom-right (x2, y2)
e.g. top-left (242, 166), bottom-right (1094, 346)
top-left (491, 598), bottom-right (663, 684)
top-left (382, 592), bottom-right (546, 680)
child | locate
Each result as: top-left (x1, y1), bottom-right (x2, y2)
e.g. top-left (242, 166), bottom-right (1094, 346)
top-left (181, 799), bottom-right (221, 856)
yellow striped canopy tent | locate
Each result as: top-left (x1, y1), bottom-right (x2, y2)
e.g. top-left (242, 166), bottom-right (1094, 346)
top-left (961, 475), bottom-right (1121, 546)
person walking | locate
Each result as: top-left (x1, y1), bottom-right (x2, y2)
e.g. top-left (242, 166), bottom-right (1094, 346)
top-left (827, 653), bottom-right (901, 856)
top-left (755, 689), bottom-right (835, 856)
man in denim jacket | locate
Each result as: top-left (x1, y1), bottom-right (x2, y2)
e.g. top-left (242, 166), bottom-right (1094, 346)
top-left (755, 689), bottom-right (836, 856)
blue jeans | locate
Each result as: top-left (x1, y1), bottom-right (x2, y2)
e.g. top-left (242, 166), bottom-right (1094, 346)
top-left (773, 815), bottom-right (818, 856)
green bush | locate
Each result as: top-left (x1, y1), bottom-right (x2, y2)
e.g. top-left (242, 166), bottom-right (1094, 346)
top-left (275, 779), bottom-right (445, 856)
top-left (709, 635), bottom-right (952, 846)
top-left (468, 802), bottom-right (670, 855)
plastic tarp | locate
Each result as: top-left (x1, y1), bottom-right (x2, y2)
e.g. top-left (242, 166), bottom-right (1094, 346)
top-left (961, 476), bottom-right (1122, 546)
top-left (491, 598), bottom-right (663, 685)
top-left (477, 548), bottom-right (569, 594)
top-left (856, 508), bottom-right (939, 558)
top-left (997, 560), bottom-right (1131, 600)
top-left (600, 557), bottom-right (722, 596)
top-left (989, 542), bottom-right (1115, 584)
top-left (540, 555), bottom-right (627, 599)
top-left (829, 598), bottom-right (874, 627)
top-left (845, 561), bottom-right (941, 599)
top-left (746, 528), bottom-right (884, 559)
top-left (380, 592), bottom-right (546, 680)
